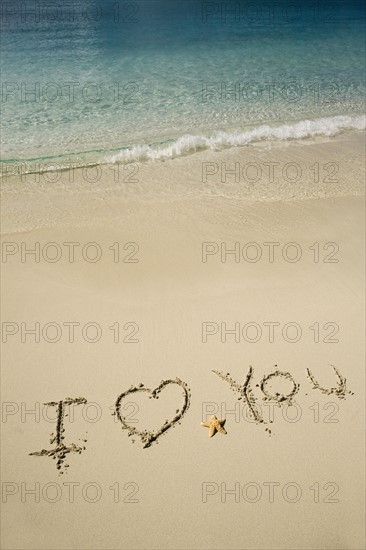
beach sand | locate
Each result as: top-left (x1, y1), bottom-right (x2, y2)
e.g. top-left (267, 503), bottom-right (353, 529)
top-left (1, 133), bottom-right (365, 549)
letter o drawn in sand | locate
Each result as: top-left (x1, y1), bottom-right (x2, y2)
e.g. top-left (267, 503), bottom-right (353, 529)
top-left (260, 370), bottom-right (299, 404)
top-left (115, 378), bottom-right (191, 448)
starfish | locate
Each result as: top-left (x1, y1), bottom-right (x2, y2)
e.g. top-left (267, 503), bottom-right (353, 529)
top-left (201, 415), bottom-right (227, 437)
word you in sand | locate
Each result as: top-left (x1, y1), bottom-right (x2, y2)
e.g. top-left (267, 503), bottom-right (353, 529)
top-left (29, 367), bottom-right (350, 473)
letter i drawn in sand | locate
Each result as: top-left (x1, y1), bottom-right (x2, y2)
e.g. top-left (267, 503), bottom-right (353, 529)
top-left (29, 397), bottom-right (88, 474)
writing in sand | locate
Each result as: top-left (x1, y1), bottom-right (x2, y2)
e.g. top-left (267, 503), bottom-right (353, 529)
top-left (28, 366), bottom-right (351, 473)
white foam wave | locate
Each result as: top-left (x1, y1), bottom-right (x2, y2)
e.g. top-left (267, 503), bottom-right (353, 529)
top-left (106, 115), bottom-right (365, 164)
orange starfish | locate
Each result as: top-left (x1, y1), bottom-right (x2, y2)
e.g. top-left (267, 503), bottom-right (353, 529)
top-left (201, 415), bottom-right (227, 437)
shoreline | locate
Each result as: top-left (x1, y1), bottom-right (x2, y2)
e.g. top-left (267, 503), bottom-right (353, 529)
top-left (1, 114), bottom-right (365, 169)
top-left (1, 130), bottom-right (365, 235)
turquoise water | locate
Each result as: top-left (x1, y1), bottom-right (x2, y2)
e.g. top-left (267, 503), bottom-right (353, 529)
top-left (1, 0), bottom-right (365, 167)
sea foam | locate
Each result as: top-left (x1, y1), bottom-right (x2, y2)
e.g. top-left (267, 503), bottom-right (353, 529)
top-left (106, 115), bottom-right (366, 164)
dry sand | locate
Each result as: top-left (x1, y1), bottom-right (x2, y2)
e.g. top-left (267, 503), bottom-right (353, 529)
top-left (1, 132), bottom-right (365, 549)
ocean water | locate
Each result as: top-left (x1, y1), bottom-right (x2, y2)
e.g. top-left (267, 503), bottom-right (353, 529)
top-left (1, 0), bottom-right (365, 170)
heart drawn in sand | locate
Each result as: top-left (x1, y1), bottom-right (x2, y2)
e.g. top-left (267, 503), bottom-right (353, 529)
top-left (114, 378), bottom-right (191, 448)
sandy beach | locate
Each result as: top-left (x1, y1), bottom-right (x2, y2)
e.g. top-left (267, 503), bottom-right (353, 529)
top-left (1, 132), bottom-right (365, 549)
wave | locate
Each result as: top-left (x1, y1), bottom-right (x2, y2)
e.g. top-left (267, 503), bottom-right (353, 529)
top-left (1, 115), bottom-right (365, 176)
top-left (105, 114), bottom-right (366, 164)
